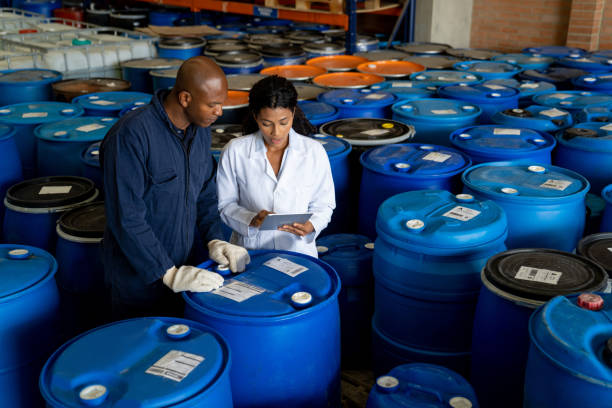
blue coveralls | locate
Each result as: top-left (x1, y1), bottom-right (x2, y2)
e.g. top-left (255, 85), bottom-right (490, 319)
top-left (100, 90), bottom-right (223, 319)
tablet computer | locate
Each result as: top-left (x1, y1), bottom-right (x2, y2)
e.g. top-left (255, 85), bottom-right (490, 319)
top-left (259, 213), bottom-right (313, 231)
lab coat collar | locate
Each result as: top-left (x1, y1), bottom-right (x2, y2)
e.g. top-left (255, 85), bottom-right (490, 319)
top-left (249, 128), bottom-right (306, 158)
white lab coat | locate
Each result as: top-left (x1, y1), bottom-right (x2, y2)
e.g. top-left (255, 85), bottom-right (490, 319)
top-left (216, 129), bottom-right (336, 258)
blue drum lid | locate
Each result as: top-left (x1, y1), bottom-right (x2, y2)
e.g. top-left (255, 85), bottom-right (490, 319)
top-left (557, 54), bottom-right (612, 72)
top-left (453, 60), bottom-right (522, 75)
top-left (557, 122), bottom-right (612, 152)
top-left (0, 68), bottom-right (61, 84)
top-left (519, 67), bottom-right (588, 84)
top-left (40, 317), bottom-right (230, 407)
top-left (370, 363), bottom-right (478, 407)
top-left (521, 46), bottom-right (586, 58)
top-left (483, 79), bottom-right (556, 97)
top-left (529, 293), bottom-right (612, 383)
top-left (376, 190), bottom-right (507, 252)
top-left (0, 102), bottom-right (83, 125)
top-left (184, 251), bottom-right (339, 318)
top-left (450, 125), bottom-right (555, 155)
top-left (73, 92), bottom-right (152, 112)
top-left (316, 234), bottom-right (373, 262)
top-left (150, 68), bottom-right (178, 79)
top-left (298, 101), bottom-right (338, 122)
top-left (392, 98), bottom-right (482, 122)
top-left (409, 70), bottom-right (483, 86)
top-left (211, 124), bottom-right (243, 151)
top-left (81, 142), bottom-right (100, 167)
top-left (484, 249), bottom-right (607, 302)
top-left (6, 176), bottom-right (97, 209)
top-left (35, 116), bottom-right (117, 143)
top-left (320, 119), bottom-right (414, 146)
top-left (0, 123), bottom-right (15, 140)
top-left (0, 245), bottom-right (56, 300)
top-left (318, 89), bottom-right (396, 108)
top-left (360, 143), bottom-right (470, 177)
top-left (573, 72), bottom-right (612, 89)
top-left (438, 83), bottom-right (520, 103)
top-left (577, 233), bottom-right (612, 277)
top-left (462, 162), bottom-right (589, 200)
top-left (445, 48), bottom-right (502, 60)
top-left (533, 91), bottom-right (612, 111)
top-left (58, 201), bottom-right (105, 239)
top-left (120, 58), bottom-right (183, 70)
top-left (492, 53), bottom-right (554, 69)
top-left (310, 134), bottom-right (351, 158)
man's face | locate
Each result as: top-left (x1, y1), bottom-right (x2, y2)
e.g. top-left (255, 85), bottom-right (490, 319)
top-left (184, 78), bottom-right (228, 128)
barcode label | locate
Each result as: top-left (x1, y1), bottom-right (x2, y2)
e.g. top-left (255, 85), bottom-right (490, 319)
top-left (391, 81), bottom-right (411, 88)
top-left (431, 109), bottom-right (458, 115)
top-left (483, 84), bottom-right (507, 90)
top-left (22, 112), bottom-right (47, 118)
top-left (39, 186), bottom-right (72, 194)
top-left (604, 279), bottom-right (612, 294)
top-left (493, 128), bottom-right (521, 135)
top-left (442, 206), bottom-right (481, 222)
top-left (540, 179), bottom-right (572, 191)
top-left (76, 123), bottom-right (106, 133)
top-left (550, 93), bottom-right (573, 100)
top-left (212, 281), bottom-right (265, 302)
top-left (422, 152), bottom-right (451, 163)
top-left (90, 100), bottom-right (116, 106)
top-left (520, 83), bottom-right (540, 89)
top-left (145, 350), bottom-right (204, 382)
top-left (540, 108), bottom-right (567, 118)
top-left (364, 93), bottom-right (387, 100)
top-left (515, 266), bottom-right (562, 285)
top-left (264, 256), bottom-right (308, 277)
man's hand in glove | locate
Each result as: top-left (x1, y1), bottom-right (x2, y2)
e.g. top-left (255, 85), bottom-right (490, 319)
top-left (207, 239), bottom-right (250, 273)
top-left (163, 265), bottom-right (224, 293)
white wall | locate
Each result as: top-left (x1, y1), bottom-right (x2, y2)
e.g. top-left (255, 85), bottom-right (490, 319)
top-left (415, 0), bottom-right (473, 48)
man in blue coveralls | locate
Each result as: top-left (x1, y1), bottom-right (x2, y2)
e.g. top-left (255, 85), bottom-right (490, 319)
top-left (101, 56), bottom-right (250, 320)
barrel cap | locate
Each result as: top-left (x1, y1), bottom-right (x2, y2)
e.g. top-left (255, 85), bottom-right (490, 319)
top-left (577, 293), bottom-right (604, 311)
top-left (577, 233), bottom-right (612, 278)
top-left (57, 201), bottom-right (105, 239)
top-left (6, 176), bottom-right (97, 209)
top-left (0, 102), bottom-right (83, 125)
top-left (35, 116), bottom-right (117, 143)
top-left (320, 118), bottom-right (413, 146)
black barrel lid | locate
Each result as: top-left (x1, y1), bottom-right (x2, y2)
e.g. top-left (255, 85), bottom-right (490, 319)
top-left (58, 201), bottom-right (105, 239)
top-left (215, 51), bottom-right (262, 65)
top-left (519, 68), bottom-right (588, 83)
top-left (248, 34), bottom-right (290, 49)
top-left (206, 43), bottom-right (250, 57)
top-left (394, 41), bottom-right (451, 54)
top-left (295, 83), bottom-right (326, 101)
top-left (206, 38), bottom-right (244, 46)
top-left (211, 124), bottom-right (244, 149)
top-left (320, 118), bottom-right (412, 142)
top-left (577, 233), bottom-right (612, 277)
top-left (445, 48), bottom-right (502, 60)
top-left (6, 176), bottom-right (97, 209)
top-left (501, 108), bottom-right (534, 118)
top-left (159, 37), bottom-right (206, 49)
top-left (0, 69), bottom-right (60, 82)
top-left (285, 31), bottom-right (327, 44)
top-left (261, 44), bottom-right (305, 57)
top-left (563, 127), bottom-right (599, 140)
top-left (484, 249), bottom-right (608, 302)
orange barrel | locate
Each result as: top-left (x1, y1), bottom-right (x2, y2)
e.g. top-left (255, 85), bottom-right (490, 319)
top-left (218, 90), bottom-right (249, 125)
top-left (52, 78), bottom-right (131, 102)
top-left (295, 83), bottom-right (326, 101)
top-left (307, 55), bottom-right (370, 72)
top-left (356, 60), bottom-right (425, 79)
top-left (260, 65), bottom-right (327, 82)
top-left (403, 55), bottom-right (463, 70)
top-left (313, 72), bottom-right (385, 89)
top-left (53, 7), bottom-right (84, 22)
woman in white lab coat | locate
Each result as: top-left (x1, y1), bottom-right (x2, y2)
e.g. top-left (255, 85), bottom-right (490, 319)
top-left (216, 75), bottom-right (335, 258)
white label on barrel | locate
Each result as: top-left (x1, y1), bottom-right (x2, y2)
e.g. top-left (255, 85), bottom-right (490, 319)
top-left (493, 128), bottom-right (521, 135)
top-left (431, 109), bottom-right (458, 115)
top-left (76, 123), bottom-right (106, 133)
top-left (600, 123), bottom-right (612, 131)
top-left (483, 84), bottom-right (506, 90)
top-left (362, 129), bottom-right (389, 136)
top-left (364, 93), bottom-right (387, 100)
top-left (520, 83), bottom-right (540, 89)
top-left (90, 100), bottom-right (116, 106)
top-left (422, 152), bottom-right (451, 162)
top-left (550, 93), bottom-right (573, 100)
top-left (145, 350), bottom-right (204, 382)
top-left (540, 108), bottom-right (567, 117)
top-left (515, 266), bottom-right (562, 285)
top-left (391, 81), bottom-right (411, 88)
top-left (604, 279), bottom-right (612, 294)
top-left (212, 280), bottom-right (266, 302)
top-left (540, 179), bottom-right (572, 191)
top-left (22, 112), bottom-right (48, 118)
top-left (38, 185), bottom-right (72, 194)
top-left (264, 256), bottom-right (308, 277)
top-left (443, 206), bottom-right (481, 221)
top-left (599, 74), bottom-right (612, 79)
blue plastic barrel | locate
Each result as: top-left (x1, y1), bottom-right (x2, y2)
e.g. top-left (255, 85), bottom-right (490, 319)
top-left (553, 123), bottom-right (612, 193)
top-left (298, 100), bottom-right (339, 126)
top-left (471, 249), bottom-right (607, 408)
top-left (157, 37), bottom-right (206, 60)
top-left (409, 70), bottom-right (483, 88)
top-left (184, 250), bottom-right (341, 408)
top-left (0, 244), bottom-right (60, 408)
top-left (34, 116), bottom-right (117, 177)
top-left (557, 54), bottom-right (612, 72)
top-left (215, 51), bottom-right (264, 75)
top-left (572, 72), bottom-right (612, 92)
top-left (533, 90), bottom-right (612, 119)
top-left (150, 67), bottom-right (178, 91)
top-left (492, 105), bottom-right (573, 132)
top-left (522, 46), bottom-right (586, 58)
top-left (601, 184), bottom-right (612, 232)
top-left (0, 69), bottom-right (61, 106)
top-left (373, 190), bottom-right (507, 376)
top-left (453, 60), bottom-right (522, 80)
top-left (72, 91), bottom-right (152, 117)
top-left (0, 102), bottom-right (83, 178)
top-left (358, 144), bottom-right (471, 238)
top-left (524, 292), bottom-right (612, 407)
top-left (40, 317), bottom-right (233, 407)
top-left (367, 363), bottom-right (479, 408)
top-left (462, 162), bottom-right (590, 251)
top-left (577, 232), bottom-right (612, 277)
top-left (316, 234), bottom-right (374, 367)
top-left (17, 0), bottom-right (60, 17)
top-left (519, 67), bottom-right (588, 89)
top-left (438, 83), bottom-right (520, 123)
top-left (492, 53), bottom-right (554, 70)
top-left (0, 124), bottom-right (22, 241)
top-left (578, 102), bottom-right (612, 122)
top-left (121, 58), bottom-right (182, 93)
top-left (149, 9), bottom-right (184, 25)
top-left (585, 193), bottom-right (607, 235)
top-left (317, 89), bottom-right (396, 120)
top-left (482, 78), bottom-right (555, 107)
top-left (80, 142), bottom-right (102, 192)
top-left (392, 98), bottom-right (482, 146)
top-left (3, 176), bottom-right (98, 251)
top-left (449, 125), bottom-right (556, 164)
top-left (369, 80), bottom-right (435, 101)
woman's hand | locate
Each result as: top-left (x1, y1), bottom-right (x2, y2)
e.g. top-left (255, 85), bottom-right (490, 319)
top-left (250, 210), bottom-right (273, 228)
top-left (278, 221), bottom-right (315, 237)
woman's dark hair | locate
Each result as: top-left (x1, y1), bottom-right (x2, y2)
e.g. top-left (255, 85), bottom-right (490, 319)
top-left (242, 75), bottom-right (317, 136)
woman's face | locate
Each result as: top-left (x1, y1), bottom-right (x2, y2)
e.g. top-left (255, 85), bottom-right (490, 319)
top-left (255, 106), bottom-right (294, 149)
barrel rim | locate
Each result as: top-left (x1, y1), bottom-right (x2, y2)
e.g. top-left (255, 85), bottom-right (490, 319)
top-left (34, 116), bottom-right (117, 143)
top-left (0, 68), bottom-right (63, 86)
top-left (0, 244), bottom-right (58, 302)
top-left (319, 118), bottom-right (415, 146)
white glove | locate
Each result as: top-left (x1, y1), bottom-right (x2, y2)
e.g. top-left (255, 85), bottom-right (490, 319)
top-left (163, 265), bottom-right (224, 293)
top-left (207, 239), bottom-right (250, 273)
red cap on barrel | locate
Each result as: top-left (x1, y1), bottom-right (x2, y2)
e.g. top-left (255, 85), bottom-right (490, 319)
top-left (577, 293), bottom-right (604, 311)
